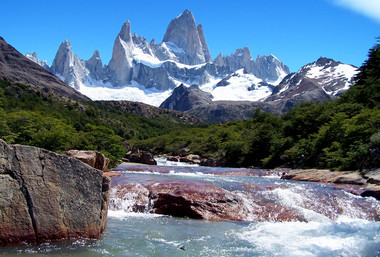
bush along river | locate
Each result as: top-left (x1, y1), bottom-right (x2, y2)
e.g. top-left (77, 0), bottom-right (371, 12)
top-left (1, 158), bottom-right (379, 256)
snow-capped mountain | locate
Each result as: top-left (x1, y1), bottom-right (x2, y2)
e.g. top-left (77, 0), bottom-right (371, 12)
top-left (201, 69), bottom-right (274, 102)
top-left (50, 40), bottom-right (90, 90)
top-left (25, 52), bottom-right (49, 70)
top-left (159, 57), bottom-right (358, 122)
top-left (26, 9), bottom-right (289, 106)
top-left (265, 57), bottom-right (358, 112)
top-left (214, 48), bottom-right (290, 85)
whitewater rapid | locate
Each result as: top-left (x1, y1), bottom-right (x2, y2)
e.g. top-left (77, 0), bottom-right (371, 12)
top-left (2, 159), bottom-right (379, 256)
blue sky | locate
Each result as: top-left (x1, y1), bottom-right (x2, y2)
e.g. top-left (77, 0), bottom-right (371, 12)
top-left (1, 0), bottom-right (379, 72)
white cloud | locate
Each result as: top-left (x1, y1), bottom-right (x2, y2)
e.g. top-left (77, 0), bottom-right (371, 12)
top-left (331, 0), bottom-right (380, 23)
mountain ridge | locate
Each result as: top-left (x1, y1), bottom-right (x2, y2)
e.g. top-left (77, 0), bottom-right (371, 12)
top-left (26, 10), bottom-right (290, 100)
top-left (24, 9), bottom-right (358, 121)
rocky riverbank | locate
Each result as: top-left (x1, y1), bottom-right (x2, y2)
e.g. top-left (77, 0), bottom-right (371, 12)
top-left (281, 169), bottom-right (380, 200)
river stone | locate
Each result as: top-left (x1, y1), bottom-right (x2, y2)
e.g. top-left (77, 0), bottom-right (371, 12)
top-left (65, 150), bottom-right (110, 172)
top-left (364, 169), bottom-right (380, 185)
top-left (0, 139), bottom-right (110, 245)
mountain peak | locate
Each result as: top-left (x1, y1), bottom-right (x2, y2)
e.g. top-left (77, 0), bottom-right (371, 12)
top-left (62, 39), bottom-right (71, 48)
top-left (315, 57), bottom-right (338, 67)
top-left (162, 9), bottom-right (211, 65)
top-left (90, 50), bottom-right (100, 60)
top-left (119, 20), bottom-right (132, 42)
top-left (178, 9), bottom-right (193, 19)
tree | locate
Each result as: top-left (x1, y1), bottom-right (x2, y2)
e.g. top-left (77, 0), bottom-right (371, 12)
top-left (340, 39), bottom-right (380, 108)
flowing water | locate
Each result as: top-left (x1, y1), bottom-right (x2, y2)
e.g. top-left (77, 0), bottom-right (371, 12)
top-left (1, 158), bottom-right (380, 256)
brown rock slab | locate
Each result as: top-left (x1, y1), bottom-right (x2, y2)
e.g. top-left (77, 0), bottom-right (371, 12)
top-left (281, 169), bottom-right (367, 185)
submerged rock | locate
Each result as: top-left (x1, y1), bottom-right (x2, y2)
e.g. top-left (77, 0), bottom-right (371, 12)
top-left (0, 139), bottom-right (110, 245)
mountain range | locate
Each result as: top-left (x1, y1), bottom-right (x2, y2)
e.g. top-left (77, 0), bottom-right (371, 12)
top-left (25, 9), bottom-right (358, 121)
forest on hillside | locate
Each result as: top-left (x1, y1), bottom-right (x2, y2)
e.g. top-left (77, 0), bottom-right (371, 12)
top-left (0, 41), bottom-right (379, 171)
top-left (0, 81), bottom-right (194, 167)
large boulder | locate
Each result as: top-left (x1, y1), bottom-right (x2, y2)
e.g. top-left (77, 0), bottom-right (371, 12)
top-left (0, 139), bottom-right (110, 245)
top-left (65, 150), bottom-right (110, 172)
top-left (125, 150), bottom-right (157, 165)
top-left (148, 182), bottom-right (248, 221)
top-left (110, 181), bottom-right (249, 221)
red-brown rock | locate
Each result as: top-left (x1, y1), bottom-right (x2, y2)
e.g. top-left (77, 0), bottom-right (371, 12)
top-left (148, 182), bottom-right (249, 221)
top-left (65, 150), bottom-right (110, 172)
top-left (110, 181), bottom-right (249, 221)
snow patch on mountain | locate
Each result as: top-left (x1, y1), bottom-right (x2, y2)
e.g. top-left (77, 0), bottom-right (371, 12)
top-left (305, 61), bottom-right (358, 96)
top-left (132, 47), bottom-right (163, 68)
top-left (164, 41), bottom-right (186, 54)
top-left (78, 80), bottom-right (172, 106)
top-left (200, 69), bottom-right (273, 102)
top-left (267, 66), bottom-right (288, 85)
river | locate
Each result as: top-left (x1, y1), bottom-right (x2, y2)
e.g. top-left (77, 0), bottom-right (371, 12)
top-left (1, 158), bottom-right (379, 256)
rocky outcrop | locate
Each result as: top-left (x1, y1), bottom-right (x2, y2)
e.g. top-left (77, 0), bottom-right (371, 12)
top-left (163, 9), bottom-right (212, 65)
top-left (124, 150), bottom-right (157, 165)
top-left (0, 37), bottom-right (89, 101)
top-left (160, 84), bottom-right (213, 112)
top-left (65, 150), bottom-right (110, 172)
top-left (0, 139), bottom-right (110, 245)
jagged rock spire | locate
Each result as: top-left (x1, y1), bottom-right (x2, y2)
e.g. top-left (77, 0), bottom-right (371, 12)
top-left (163, 9), bottom-right (211, 65)
top-left (119, 20), bottom-right (132, 43)
top-left (108, 20), bottom-right (135, 86)
top-left (51, 39), bottom-right (73, 76)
